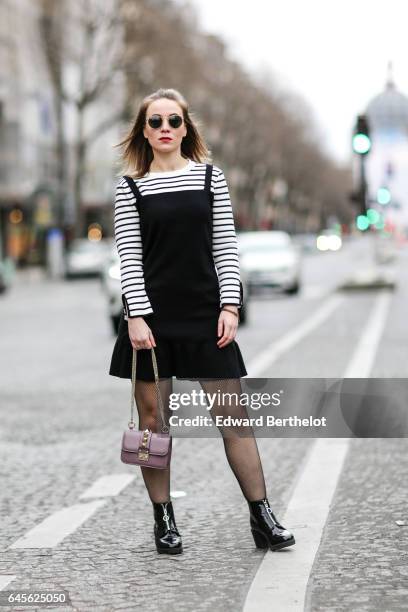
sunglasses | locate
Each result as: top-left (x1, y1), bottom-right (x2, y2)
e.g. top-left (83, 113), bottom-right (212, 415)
top-left (146, 113), bottom-right (184, 129)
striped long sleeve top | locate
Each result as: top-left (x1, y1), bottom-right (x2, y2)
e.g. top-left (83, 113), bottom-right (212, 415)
top-left (113, 159), bottom-right (243, 320)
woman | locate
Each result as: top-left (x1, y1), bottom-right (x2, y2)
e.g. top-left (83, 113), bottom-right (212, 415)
top-left (109, 88), bottom-right (295, 555)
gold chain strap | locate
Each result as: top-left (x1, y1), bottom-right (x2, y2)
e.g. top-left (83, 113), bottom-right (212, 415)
top-left (129, 347), bottom-right (169, 434)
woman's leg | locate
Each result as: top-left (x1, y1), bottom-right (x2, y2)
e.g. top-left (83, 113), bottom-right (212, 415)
top-left (198, 377), bottom-right (267, 502)
top-left (134, 377), bottom-right (173, 503)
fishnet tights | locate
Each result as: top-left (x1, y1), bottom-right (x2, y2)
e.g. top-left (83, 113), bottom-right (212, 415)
top-left (133, 377), bottom-right (266, 503)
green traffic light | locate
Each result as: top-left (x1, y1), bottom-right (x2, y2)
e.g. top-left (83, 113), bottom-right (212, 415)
top-left (366, 208), bottom-right (380, 224)
top-left (377, 187), bottom-right (391, 205)
top-left (352, 134), bottom-right (371, 155)
top-left (356, 215), bottom-right (370, 231)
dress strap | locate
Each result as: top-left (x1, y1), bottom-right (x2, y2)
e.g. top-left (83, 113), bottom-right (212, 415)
top-left (123, 176), bottom-right (142, 212)
top-left (123, 175), bottom-right (141, 198)
top-left (204, 164), bottom-right (213, 194)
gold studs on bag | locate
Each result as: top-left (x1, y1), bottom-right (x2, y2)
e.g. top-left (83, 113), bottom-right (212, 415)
top-left (138, 428), bottom-right (150, 460)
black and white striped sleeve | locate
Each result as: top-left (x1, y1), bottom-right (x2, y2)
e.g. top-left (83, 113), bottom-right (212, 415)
top-left (114, 178), bottom-right (154, 318)
top-left (211, 167), bottom-right (243, 309)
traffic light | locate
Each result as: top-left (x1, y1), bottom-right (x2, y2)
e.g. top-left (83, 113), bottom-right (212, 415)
top-left (351, 114), bottom-right (371, 221)
top-left (356, 214), bottom-right (369, 231)
top-left (352, 115), bottom-right (371, 155)
top-left (366, 208), bottom-right (380, 224)
top-left (377, 186), bottom-right (391, 205)
top-left (349, 186), bottom-right (367, 216)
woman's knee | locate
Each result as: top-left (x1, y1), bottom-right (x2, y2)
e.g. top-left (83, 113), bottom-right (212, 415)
top-left (139, 416), bottom-right (159, 432)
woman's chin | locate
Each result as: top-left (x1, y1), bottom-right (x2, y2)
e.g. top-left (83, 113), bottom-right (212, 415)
top-left (157, 142), bottom-right (177, 149)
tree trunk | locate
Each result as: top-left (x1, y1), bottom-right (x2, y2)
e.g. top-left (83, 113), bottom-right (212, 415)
top-left (73, 123), bottom-right (86, 239)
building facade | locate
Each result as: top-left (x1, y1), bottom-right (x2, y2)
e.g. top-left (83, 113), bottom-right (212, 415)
top-left (364, 65), bottom-right (408, 232)
top-left (0, 0), bottom-right (123, 267)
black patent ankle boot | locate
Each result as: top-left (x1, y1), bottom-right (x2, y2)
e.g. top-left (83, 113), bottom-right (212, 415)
top-left (152, 501), bottom-right (183, 555)
top-left (248, 498), bottom-right (295, 551)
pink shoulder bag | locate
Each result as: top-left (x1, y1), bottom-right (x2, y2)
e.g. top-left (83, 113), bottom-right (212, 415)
top-left (121, 347), bottom-right (172, 469)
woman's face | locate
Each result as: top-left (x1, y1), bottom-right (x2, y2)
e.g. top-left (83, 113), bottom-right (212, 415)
top-left (143, 98), bottom-right (187, 155)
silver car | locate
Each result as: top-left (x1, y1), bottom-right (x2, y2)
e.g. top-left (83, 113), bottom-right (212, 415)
top-left (237, 231), bottom-right (301, 295)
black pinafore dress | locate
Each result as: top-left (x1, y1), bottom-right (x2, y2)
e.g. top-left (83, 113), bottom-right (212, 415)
top-left (109, 163), bottom-right (247, 381)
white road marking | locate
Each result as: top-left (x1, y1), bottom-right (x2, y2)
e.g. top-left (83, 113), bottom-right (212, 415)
top-left (9, 501), bottom-right (106, 549)
top-left (248, 295), bottom-right (344, 376)
top-left (343, 290), bottom-right (393, 378)
top-left (244, 439), bottom-right (349, 612)
top-left (79, 474), bottom-right (136, 499)
top-left (0, 576), bottom-right (17, 590)
top-left (244, 290), bottom-right (392, 611)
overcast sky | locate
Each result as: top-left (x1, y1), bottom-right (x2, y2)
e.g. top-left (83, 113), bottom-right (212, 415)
top-left (185, 0), bottom-right (408, 165)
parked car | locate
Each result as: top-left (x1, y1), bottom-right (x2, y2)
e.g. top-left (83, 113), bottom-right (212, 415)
top-left (316, 230), bottom-right (342, 252)
top-left (237, 231), bottom-right (301, 295)
top-left (101, 246), bottom-right (250, 334)
top-left (64, 238), bottom-right (113, 279)
top-left (238, 264), bottom-right (249, 325)
top-left (101, 246), bottom-right (122, 333)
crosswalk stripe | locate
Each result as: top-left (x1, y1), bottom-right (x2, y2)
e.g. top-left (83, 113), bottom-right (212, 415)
top-left (0, 576), bottom-right (17, 590)
top-left (79, 474), bottom-right (136, 499)
top-left (9, 501), bottom-right (106, 549)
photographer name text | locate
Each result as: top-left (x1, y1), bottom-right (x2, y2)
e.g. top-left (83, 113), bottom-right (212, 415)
top-left (169, 415), bottom-right (327, 428)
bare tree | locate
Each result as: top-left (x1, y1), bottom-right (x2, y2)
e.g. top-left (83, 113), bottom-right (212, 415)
top-left (39, 0), bottom-right (128, 238)
top-left (39, 0), bottom-right (353, 236)
top-left (38, 0), bottom-right (69, 229)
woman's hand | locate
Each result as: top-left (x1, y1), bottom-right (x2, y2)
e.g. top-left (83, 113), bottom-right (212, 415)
top-left (217, 307), bottom-right (239, 348)
top-left (128, 317), bottom-right (156, 350)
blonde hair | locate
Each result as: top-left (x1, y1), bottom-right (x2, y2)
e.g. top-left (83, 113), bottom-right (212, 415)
top-left (115, 88), bottom-right (211, 178)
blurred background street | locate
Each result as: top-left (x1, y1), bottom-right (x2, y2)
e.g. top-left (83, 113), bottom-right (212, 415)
top-left (1, 0), bottom-right (408, 611)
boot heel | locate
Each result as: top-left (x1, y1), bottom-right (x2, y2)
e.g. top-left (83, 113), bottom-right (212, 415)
top-left (251, 528), bottom-right (268, 549)
top-left (248, 499), bottom-right (295, 551)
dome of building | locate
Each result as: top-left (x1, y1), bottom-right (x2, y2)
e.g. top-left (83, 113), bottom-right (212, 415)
top-left (366, 65), bottom-right (408, 133)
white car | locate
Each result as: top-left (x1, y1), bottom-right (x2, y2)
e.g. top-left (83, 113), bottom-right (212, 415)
top-left (316, 230), bottom-right (342, 252)
top-left (65, 238), bottom-right (113, 278)
top-left (100, 246), bottom-right (122, 333)
top-left (237, 231), bottom-right (301, 295)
